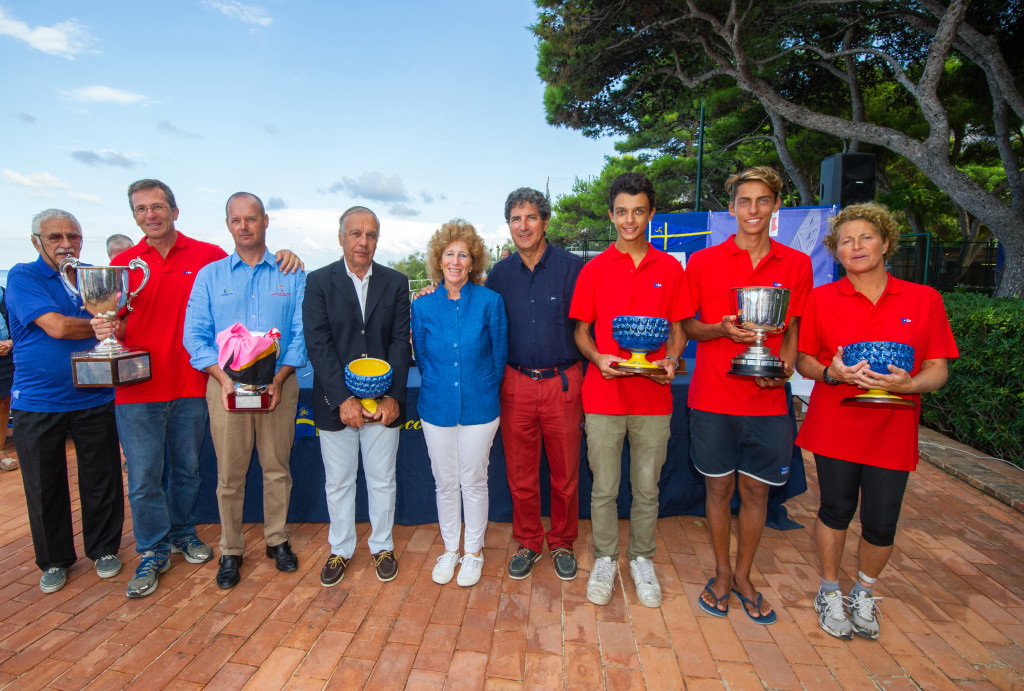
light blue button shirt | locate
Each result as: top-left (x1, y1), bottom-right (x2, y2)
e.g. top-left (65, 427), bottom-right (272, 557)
top-left (183, 250), bottom-right (307, 372)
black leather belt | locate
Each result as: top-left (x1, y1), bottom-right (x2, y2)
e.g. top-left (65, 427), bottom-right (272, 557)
top-left (508, 361), bottom-right (579, 391)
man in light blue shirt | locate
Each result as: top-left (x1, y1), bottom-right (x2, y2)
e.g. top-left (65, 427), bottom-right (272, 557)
top-left (183, 192), bottom-right (306, 589)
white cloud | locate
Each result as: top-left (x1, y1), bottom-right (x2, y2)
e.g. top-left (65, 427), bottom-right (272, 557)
top-left (3, 169), bottom-right (69, 191)
top-left (323, 171), bottom-right (412, 204)
top-left (201, 0), bottom-right (272, 27)
top-left (68, 191), bottom-right (102, 204)
top-left (0, 8), bottom-right (94, 59)
top-left (61, 85), bottom-right (147, 104)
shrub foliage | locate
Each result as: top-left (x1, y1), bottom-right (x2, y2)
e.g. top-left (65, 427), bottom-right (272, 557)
top-left (921, 293), bottom-right (1024, 468)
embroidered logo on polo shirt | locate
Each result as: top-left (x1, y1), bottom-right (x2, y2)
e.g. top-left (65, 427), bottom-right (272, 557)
top-left (220, 288), bottom-right (234, 297)
top-left (653, 282), bottom-right (663, 287)
top-left (901, 318), bottom-right (913, 324)
top-left (184, 270), bottom-right (193, 275)
top-left (773, 281), bottom-right (782, 287)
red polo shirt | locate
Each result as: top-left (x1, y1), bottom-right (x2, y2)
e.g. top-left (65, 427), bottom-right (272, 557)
top-left (686, 236), bottom-right (813, 416)
top-left (796, 276), bottom-right (958, 471)
top-left (113, 232), bottom-right (227, 404)
top-left (569, 243), bottom-right (691, 415)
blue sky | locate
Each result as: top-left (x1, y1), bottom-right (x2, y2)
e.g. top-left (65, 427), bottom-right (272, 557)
top-left (0, 1), bottom-right (615, 270)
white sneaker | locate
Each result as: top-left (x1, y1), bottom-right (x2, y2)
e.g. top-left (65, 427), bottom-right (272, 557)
top-left (849, 590), bottom-right (882, 640)
top-left (814, 589), bottom-right (853, 640)
top-left (629, 556), bottom-right (662, 607)
top-left (456, 553), bottom-right (484, 587)
top-left (432, 551), bottom-right (460, 585)
top-left (587, 556), bottom-right (617, 605)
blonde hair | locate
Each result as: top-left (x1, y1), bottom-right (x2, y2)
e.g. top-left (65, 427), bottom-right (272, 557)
top-left (725, 166), bottom-right (784, 201)
top-left (426, 219), bottom-right (489, 285)
top-left (824, 202), bottom-right (900, 260)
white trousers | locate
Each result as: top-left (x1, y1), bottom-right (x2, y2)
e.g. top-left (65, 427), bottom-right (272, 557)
top-left (421, 417), bottom-right (499, 554)
top-left (319, 423), bottom-right (400, 558)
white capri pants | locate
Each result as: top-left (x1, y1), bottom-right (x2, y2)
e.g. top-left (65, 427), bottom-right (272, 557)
top-left (421, 417), bottom-right (500, 555)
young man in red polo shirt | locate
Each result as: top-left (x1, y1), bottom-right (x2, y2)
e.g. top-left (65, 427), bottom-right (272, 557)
top-left (684, 166), bottom-right (812, 625)
top-left (570, 172), bottom-right (690, 608)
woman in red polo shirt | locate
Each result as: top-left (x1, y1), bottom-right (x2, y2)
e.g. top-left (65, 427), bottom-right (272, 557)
top-left (795, 203), bottom-right (958, 642)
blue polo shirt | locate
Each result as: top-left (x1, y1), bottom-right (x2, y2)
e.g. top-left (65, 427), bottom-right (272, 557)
top-left (183, 249), bottom-right (307, 373)
top-left (6, 256), bottom-right (114, 412)
top-left (484, 243), bottom-right (583, 369)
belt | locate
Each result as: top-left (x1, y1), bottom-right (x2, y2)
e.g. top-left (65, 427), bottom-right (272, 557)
top-left (508, 361), bottom-right (579, 391)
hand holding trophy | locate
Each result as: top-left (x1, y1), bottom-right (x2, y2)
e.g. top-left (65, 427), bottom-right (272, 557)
top-left (727, 286), bottom-right (791, 378)
top-left (59, 257), bottom-right (151, 387)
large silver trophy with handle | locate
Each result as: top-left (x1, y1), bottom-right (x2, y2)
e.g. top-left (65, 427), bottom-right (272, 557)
top-left (727, 286), bottom-right (791, 378)
top-left (59, 256), bottom-right (152, 387)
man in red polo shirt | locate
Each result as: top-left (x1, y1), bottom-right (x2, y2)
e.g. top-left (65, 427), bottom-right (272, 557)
top-left (93, 179), bottom-right (301, 599)
top-left (570, 172), bottom-right (690, 608)
top-left (684, 166), bottom-right (812, 625)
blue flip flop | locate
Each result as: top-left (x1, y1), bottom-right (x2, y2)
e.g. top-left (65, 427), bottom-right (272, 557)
top-left (697, 578), bottom-right (729, 617)
top-left (731, 589), bottom-right (777, 625)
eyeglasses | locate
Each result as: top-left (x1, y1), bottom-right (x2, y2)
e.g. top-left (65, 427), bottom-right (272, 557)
top-left (133, 203), bottom-right (170, 216)
top-left (34, 232), bottom-right (83, 244)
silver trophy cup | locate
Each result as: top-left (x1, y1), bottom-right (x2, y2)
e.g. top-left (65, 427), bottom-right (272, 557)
top-left (59, 257), bottom-right (152, 386)
top-left (727, 286), bottom-right (791, 378)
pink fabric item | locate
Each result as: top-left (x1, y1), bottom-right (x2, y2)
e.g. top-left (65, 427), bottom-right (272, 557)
top-left (216, 323), bottom-right (280, 372)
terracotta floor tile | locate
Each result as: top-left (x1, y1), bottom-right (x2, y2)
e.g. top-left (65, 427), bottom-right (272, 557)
top-left (229, 618), bottom-right (292, 666)
top-left (82, 669), bottom-right (133, 690)
top-left (324, 657), bottom-right (375, 690)
top-left (668, 628), bottom-right (718, 679)
top-left (0, 628), bottom-right (77, 676)
top-left (523, 652), bottom-right (562, 688)
top-left (176, 634), bottom-right (247, 685)
top-left (388, 601), bottom-right (433, 645)
top-left (109, 628), bottom-right (182, 675)
top-left (562, 598), bottom-right (598, 644)
top-left (637, 644), bottom-right (685, 689)
top-left (365, 642), bottom-right (417, 687)
top-left (562, 641), bottom-right (603, 690)
top-left (813, 645), bottom-right (875, 689)
top-left (742, 639), bottom-right (802, 690)
top-left (891, 654), bottom-right (963, 690)
top-left (628, 603), bottom-right (672, 647)
top-left (10, 657), bottom-right (73, 690)
top-left (697, 615), bottom-right (748, 663)
top-left (280, 605), bottom-right (332, 649)
top-left (456, 607), bottom-right (496, 653)
top-left (790, 662), bottom-right (842, 689)
top-left (486, 630), bottom-right (527, 681)
top-left (123, 650), bottom-right (194, 689)
top-left (51, 618), bottom-right (127, 663)
top-left (326, 593), bottom-right (373, 633)
top-left (295, 630), bottom-right (354, 679)
top-left (405, 668), bottom-right (447, 689)
top-left (525, 609), bottom-right (561, 656)
top-left (413, 623), bottom-right (459, 672)
top-left (443, 650), bottom-right (488, 691)
top-left (715, 660), bottom-right (764, 691)
top-left (344, 615), bottom-right (394, 661)
top-left (597, 620), bottom-right (640, 668)
top-left (244, 646), bottom-right (306, 688)
top-left (51, 641), bottom-right (129, 690)
top-left (495, 592), bottom-right (529, 632)
top-left (430, 586), bottom-right (470, 626)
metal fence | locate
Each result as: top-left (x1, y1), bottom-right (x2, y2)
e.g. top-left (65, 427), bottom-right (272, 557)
top-left (887, 237), bottom-right (1000, 292)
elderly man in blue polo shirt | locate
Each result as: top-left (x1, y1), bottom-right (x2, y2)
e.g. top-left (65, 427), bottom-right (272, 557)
top-left (183, 192), bottom-right (307, 589)
top-left (485, 187), bottom-right (584, 580)
top-left (6, 209), bottom-right (124, 594)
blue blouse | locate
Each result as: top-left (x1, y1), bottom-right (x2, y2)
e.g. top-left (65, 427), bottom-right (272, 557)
top-left (411, 281), bottom-right (507, 427)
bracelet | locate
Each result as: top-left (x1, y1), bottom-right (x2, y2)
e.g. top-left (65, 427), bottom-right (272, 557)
top-left (664, 355), bottom-right (680, 364)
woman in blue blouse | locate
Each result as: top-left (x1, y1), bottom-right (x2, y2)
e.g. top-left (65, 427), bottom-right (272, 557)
top-left (412, 220), bottom-right (507, 587)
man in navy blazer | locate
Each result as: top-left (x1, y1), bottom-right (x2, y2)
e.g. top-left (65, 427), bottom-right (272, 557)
top-left (302, 206), bottom-right (411, 587)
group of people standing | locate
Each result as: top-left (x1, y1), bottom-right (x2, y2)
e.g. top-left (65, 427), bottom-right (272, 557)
top-left (5, 165), bottom-right (956, 645)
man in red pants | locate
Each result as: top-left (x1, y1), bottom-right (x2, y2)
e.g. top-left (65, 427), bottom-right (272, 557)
top-left (485, 187), bottom-right (584, 580)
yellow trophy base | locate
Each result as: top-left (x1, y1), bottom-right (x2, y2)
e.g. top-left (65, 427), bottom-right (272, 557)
top-left (841, 389), bottom-right (916, 409)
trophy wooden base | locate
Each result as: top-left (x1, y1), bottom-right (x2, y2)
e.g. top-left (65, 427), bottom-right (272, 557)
top-left (227, 392), bottom-right (271, 413)
top-left (728, 355), bottom-right (787, 378)
top-left (72, 349), bottom-right (152, 387)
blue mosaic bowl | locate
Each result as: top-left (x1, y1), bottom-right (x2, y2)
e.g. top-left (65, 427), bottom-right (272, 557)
top-left (612, 316), bottom-right (670, 353)
top-left (345, 358), bottom-right (393, 399)
top-left (842, 341), bottom-right (915, 374)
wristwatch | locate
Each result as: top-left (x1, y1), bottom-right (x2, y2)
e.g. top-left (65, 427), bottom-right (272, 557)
top-left (822, 366), bottom-right (840, 386)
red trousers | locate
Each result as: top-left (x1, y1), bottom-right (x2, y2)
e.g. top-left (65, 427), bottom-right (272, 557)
top-left (500, 363), bottom-right (584, 552)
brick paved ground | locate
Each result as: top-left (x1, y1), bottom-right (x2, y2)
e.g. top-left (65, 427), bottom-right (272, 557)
top-left (1, 434), bottom-right (1022, 689)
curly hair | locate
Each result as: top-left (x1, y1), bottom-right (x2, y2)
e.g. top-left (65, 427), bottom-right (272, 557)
top-left (824, 202), bottom-right (901, 261)
top-left (504, 187), bottom-right (550, 222)
top-left (426, 219), bottom-right (489, 286)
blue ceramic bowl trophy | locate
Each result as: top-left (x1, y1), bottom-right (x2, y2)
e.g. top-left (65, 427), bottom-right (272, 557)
top-left (611, 316), bottom-right (678, 374)
top-left (841, 341), bottom-right (916, 408)
top-left (345, 358), bottom-right (393, 414)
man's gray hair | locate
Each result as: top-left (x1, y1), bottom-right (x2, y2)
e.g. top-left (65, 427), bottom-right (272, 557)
top-left (338, 206), bottom-right (380, 233)
top-left (31, 208), bottom-right (81, 243)
top-left (504, 187), bottom-right (551, 222)
top-left (106, 233), bottom-right (134, 256)
top-left (127, 179), bottom-right (177, 210)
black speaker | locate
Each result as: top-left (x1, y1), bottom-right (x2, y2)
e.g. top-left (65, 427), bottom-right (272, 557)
top-left (820, 153), bottom-right (876, 206)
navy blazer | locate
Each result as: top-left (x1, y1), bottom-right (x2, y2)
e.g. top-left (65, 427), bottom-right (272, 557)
top-left (302, 259), bottom-right (412, 431)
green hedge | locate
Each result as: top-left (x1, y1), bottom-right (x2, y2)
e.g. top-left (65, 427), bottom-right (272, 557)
top-left (921, 292), bottom-right (1024, 468)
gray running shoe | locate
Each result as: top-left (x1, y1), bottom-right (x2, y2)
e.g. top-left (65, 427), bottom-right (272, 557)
top-left (95, 554), bottom-right (122, 578)
top-left (849, 590), bottom-right (882, 640)
top-left (586, 556), bottom-right (617, 605)
top-left (170, 536), bottom-right (214, 564)
top-left (126, 551), bottom-right (170, 598)
top-left (629, 556), bottom-right (662, 608)
top-left (40, 567), bottom-right (67, 594)
top-left (814, 588), bottom-right (853, 640)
